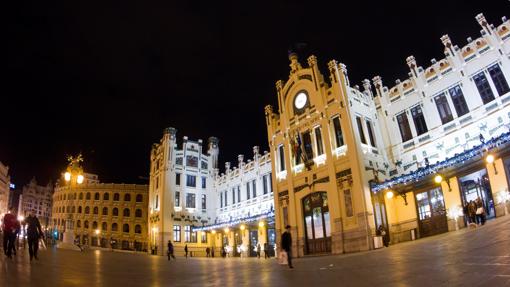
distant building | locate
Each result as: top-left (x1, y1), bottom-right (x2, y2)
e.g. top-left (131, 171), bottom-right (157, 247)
top-left (51, 173), bottom-right (149, 251)
top-left (19, 178), bottom-right (54, 226)
top-left (0, 161), bottom-right (10, 216)
top-left (148, 129), bottom-right (275, 257)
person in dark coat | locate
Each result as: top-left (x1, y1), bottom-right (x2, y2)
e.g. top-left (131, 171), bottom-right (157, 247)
top-left (184, 244), bottom-right (188, 258)
top-left (25, 213), bottom-right (43, 261)
top-left (281, 225), bottom-right (293, 269)
top-left (167, 240), bottom-right (175, 260)
top-left (264, 242), bottom-right (269, 259)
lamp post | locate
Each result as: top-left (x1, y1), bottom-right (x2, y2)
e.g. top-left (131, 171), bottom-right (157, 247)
top-left (485, 154), bottom-right (497, 175)
top-left (57, 154), bottom-right (84, 251)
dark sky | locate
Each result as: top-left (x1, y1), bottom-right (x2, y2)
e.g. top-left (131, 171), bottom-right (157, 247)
top-left (4, 1), bottom-right (509, 186)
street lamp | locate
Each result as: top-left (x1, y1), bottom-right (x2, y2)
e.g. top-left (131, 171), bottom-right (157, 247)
top-left (385, 190), bottom-right (394, 199)
top-left (486, 154), bottom-right (498, 175)
top-left (434, 174), bottom-right (451, 191)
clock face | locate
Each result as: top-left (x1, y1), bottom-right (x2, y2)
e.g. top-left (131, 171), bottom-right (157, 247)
top-left (294, 92), bottom-right (308, 109)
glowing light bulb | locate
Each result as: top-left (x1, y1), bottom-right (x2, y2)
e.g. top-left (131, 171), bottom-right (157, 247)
top-left (486, 154), bottom-right (495, 164)
top-left (434, 175), bottom-right (443, 184)
top-left (386, 190), bottom-right (394, 199)
top-left (77, 174), bottom-right (84, 184)
top-left (64, 172), bottom-right (71, 182)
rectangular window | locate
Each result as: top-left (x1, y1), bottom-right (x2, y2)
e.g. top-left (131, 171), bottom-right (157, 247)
top-left (232, 188), bottom-right (236, 204)
top-left (344, 189), bottom-right (354, 217)
top-left (201, 194), bottom-right (206, 209)
top-left (184, 226), bottom-right (191, 242)
top-left (175, 192), bottom-right (180, 207)
top-left (278, 145), bottom-right (285, 172)
top-left (173, 225), bottom-right (181, 242)
top-left (411, 105), bottom-right (428, 136)
top-left (396, 112), bottom-right (413, 142)
top-left (191, 229), bottom-right (197, 243)
top-left (302, 131), bottom-right (314, 160)
top-left (473, 72), bottom-right (495, 104)
top-left (175, 173), bottom-right (181, 185)
top-left (314, 127), bottom-right (324, 156)
top-left (186, 193), bottom-right (195, 208)
top-left (237, 186), bottom-right (241, 203)
top-left (356, 116), bottom-right (367, 144)
top-left (448, 86), bottom-right (469, 117)
top-left (488, 64), bottom-right (510, 96)
top-left (269, 173), bottom-right (272, 193)
top-left (220, 193), bottom-right (223, 208)
top-left (434, 93), bottom-right (453, 124)
top-left (365, 120), bottom-right (377, 147)
top-left (332, 116), bottom-right (344, 147)
top-left (263, 175), bottom-right (268, 195)
top-left (201, 177), bottom-right (207, 189)
top-left (252, 180), bottom-right (257, 198)
top-left (186, 175), bottom-right (196, 187)
top-left (246, 182), bottom-right (250, 200)
top-left (224, 191), bottom-right (228, 206)
top-left (201, 232), bottom-right (207, 243)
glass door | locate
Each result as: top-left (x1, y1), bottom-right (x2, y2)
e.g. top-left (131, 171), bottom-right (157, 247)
top-left (415, 188), bottom-right (448, 237)
top-left (303, 192), bottom-right (331, 254)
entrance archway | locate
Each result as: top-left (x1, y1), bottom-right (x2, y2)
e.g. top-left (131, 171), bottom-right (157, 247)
top-left (303, 192), bottom-right (331, 254)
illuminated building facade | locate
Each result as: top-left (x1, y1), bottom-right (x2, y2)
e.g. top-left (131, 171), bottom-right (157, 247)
top-left (0, 161), bottom-right (10, 217)
top-left (52, 173), bottom-right (149, 251)
top-left (19, 178), bottom-right (53, 226)
top-left (148, 128), bottom-right (274, 257)
top-left (265, 13), bottom-right (510, 257)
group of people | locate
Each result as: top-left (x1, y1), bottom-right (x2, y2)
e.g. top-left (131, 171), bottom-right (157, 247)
top-left (464, 197), bottom-right (487, 226)
top-left (1, 210), bottom-right (44, 261)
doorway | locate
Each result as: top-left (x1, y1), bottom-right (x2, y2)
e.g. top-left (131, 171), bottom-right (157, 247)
top-left (303, 192), bottom-right (331, 254)
top-left (249, 230), bottom-right (258, 257)
top-left (415, 187), bottom-right (448, 237)
top-left (266, 228), bottom-right (276, 257)
top-left (458, 169), bottom-right (496, 219)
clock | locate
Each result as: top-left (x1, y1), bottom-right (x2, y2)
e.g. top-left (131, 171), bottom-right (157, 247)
top-left (294, 91), bottom-right (308, 110)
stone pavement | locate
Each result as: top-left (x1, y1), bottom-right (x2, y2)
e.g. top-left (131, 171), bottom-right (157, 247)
top-left (2, 215), bottom-right (510, 287)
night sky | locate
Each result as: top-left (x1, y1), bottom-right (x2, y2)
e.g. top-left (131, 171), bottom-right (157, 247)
top-left (4, 1), bottom-right (509, 186)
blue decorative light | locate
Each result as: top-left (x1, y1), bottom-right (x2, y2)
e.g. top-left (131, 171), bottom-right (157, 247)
top-left (372, 131), bottom-right (510, 192)
top-left (193, 211), bottom-right (274, 232)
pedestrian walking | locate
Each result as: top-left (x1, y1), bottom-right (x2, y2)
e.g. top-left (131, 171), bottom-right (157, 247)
top-left (25, 212), bottom-right (43, 261)
top-left (1, 210), bottom-right (17, 259)
top-left (475, 197), bottom-right (486, 225)
top-left (377, 225), bottom-right (389, 247)
top-left (206, 247), bottom-right (210, 257)
top-left (264, 242), bottom-right (269, 259)
top-left (167, 240), bottom-right (176, 260)
top-left (256, 243), bottom-right (261, 258)
top-left (281, 225), bottom-right (293, 269)
top-left (468, 201), bottom-right (477, 224)
top-left (211, 246), bottom-right (215, 258)
top-left (184, 244), bottom-right (188, 258)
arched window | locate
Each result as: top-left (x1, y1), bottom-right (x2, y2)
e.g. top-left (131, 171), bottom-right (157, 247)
top-left (94, 193), bottom-right (100, 200)
top-left (71, 206), bottom-right (76, 213)
top-left (135, 209), bottom-right (142, 218)
top-left (78, 206), bottom-right (82, 213)
top-left (92, 221), bottom-right (98, 229)
top-left (63, 194), bottom-right (66, 200)
top-left (77, 220), bottom-right (81, 228)
top-left (113, 208), bottom-right (118, 216)
top-left (136, 194), bottom-right (143, 202)
top-left (85, 206), bottom-right (90, 214)
top-left (74, 193), bottom-right (77, 199)
top-left (102, 207), bottom-right (108, 215)
top-left (123, 208), bottom-right (130, 217)
top-left (79, 193), bottom-right (83, 200)
top-left (84, 220), bottom-right (89, 228)
top-left (112, 223), bottom-right (118, 231)
top-left (93, 207), bottom-right (98, 214)
top-left (103, 193), bottom-right (109, 200)
top-left (123, 224), bottom-right (130, 233)
top-left (124, 194), bottom-right (131, 202)
top-left (135, 225), bottom-right (142, 234)
top-left (86, 192), bottom-right (91, 200)
top-left (102, 222), bottom-right (107, 231)
top-left (113, 193), bottom-right (120, 201)
top-left (66, 206), bottom-right (70, 213)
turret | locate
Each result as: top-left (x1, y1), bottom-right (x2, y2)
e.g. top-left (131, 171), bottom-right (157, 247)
top-left (208, 137), bottom-right (219, 169)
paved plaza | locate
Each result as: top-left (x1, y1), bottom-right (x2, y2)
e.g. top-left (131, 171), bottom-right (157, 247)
top-left (2, 216), bottom-right (510, 287)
